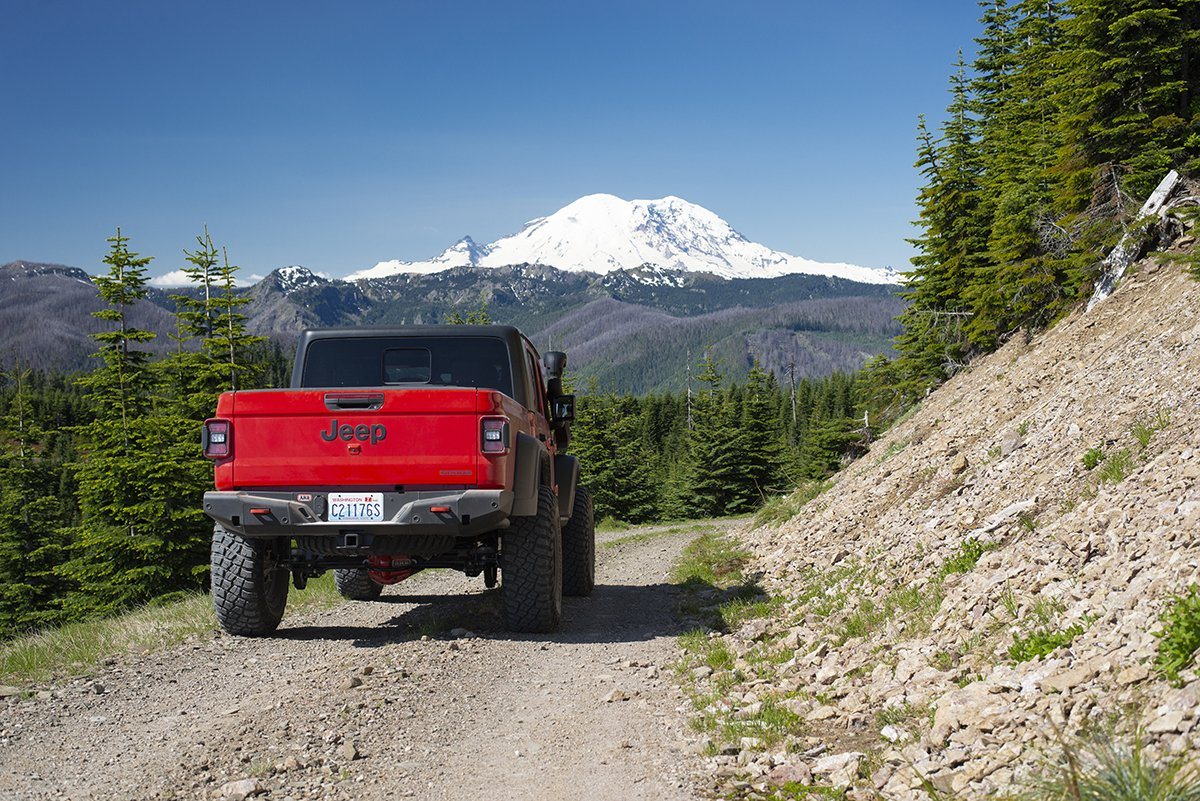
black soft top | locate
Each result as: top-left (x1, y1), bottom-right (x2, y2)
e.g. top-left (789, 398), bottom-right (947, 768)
top-left (291, 325), bottom-right (540, 407)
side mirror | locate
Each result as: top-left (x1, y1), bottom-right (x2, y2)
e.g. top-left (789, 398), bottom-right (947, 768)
top-left (551, 394), bottom-right (575, 425)
top-left (542, 351), bottom-right (567, 379)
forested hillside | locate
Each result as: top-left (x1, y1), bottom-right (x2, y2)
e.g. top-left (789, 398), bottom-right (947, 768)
top-left (863, 0), bottom-right (1200, 416)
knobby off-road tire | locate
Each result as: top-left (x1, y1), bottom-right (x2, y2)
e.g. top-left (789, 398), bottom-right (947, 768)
top-left (561, 484), bottom-right (595, 597)
top-left (334, 568), bottom-right (384, 601)
top-left (211, 525), bottom-right (289, 637)
top-left (502, 485), bottom-right (562, 633)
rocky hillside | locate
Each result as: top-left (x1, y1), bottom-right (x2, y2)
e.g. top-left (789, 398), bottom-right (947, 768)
top-left (688, 243), bottom-right (1200, 797)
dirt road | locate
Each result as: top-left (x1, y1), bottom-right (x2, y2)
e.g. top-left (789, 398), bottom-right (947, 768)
top-left (0, 522), bottom-right (729, 801)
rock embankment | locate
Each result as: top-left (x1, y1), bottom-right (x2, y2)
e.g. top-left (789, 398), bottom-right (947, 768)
top-left (693, 246), bottom-right (1200, 797)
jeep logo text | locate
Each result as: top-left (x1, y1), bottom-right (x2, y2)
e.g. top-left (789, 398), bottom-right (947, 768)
top-left (321, 420), bottom-right (387, 445)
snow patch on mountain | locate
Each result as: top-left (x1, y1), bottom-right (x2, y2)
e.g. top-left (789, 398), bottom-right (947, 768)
top-left (348, 194), bottom-right (897, 284)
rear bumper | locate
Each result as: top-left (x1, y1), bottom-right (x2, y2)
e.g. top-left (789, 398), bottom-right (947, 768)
top-left (202, 488), bottom-right (512, 540)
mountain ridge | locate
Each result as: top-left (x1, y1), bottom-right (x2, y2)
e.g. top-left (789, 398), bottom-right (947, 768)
top-left (0, 260), bottom-right (901, 392)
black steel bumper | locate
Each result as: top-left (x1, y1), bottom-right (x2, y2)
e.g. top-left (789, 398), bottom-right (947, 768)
top-left (202, 489), bottom-right (513, 541)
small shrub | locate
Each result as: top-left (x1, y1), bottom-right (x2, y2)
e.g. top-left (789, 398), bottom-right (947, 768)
top-left (1018, 420), bottom-right (1031, 436)
top-left (1009, 623), bottom-right (1084, 662)
top-left (1083, 447), bottom-right (1106, 470)
top-left (1155, 584), bottom-right (1200, 685)
top-left (1096, 449), bottom-right (1134, 485)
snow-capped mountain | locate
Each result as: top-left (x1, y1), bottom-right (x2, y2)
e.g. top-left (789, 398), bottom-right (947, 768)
top-left (268, 265), bottom-right (331, 294)
top-left (348, 194), bottom-right (896, 284)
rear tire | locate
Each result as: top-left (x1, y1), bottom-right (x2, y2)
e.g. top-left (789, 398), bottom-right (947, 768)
top-left (334, 568), bottom-right (384, 601)
top-left (561, 485), bottom-right (595, 597)
top-left (211, 525), bottom-right (289, 637)
top-left (502, 485), bottom-right (562, 633)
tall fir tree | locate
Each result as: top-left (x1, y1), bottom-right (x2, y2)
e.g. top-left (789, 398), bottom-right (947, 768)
top-left (0, 365), bottom-right (73, 637)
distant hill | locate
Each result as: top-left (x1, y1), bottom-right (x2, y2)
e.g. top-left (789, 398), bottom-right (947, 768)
top-left (0, 260), bottom-right (902, 393)
top-left (0, 261), bottom-right (181, 374)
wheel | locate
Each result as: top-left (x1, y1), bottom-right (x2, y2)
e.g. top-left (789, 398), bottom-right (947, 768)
top-left (334, 568), bottom-right (383, 600)
top-left (211, 525), bottom-right (289, 637)
top-left (561, 485), bottom-right (595, 597)
top-left (502, 485), bottom-right (562, 633)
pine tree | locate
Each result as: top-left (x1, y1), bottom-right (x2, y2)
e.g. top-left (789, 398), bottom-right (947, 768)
top-left (60, 231), bottom-right (169, 617)
top-left (682, 354), bottom-right (742, 517)
top-left (1061, 0), bottom-right (1200, 200)
top-left (728, 362), bottom-right (783, 512)
top-left (0, 365), bottom-right (72, 636)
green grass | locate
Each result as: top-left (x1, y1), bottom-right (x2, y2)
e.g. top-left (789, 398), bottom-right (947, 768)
top-left (1009, 622), bottom-right (1085, 663)
top-left (1083, 447), bottom-right (1106, 470)
top-left (876, 439), bottom-right (910, 465)
top-left (1155, 584), bottom-right (1200, 685)
top-left (0, 574), bottom-right (341, 685)
top-left (599, 522), bottom-right (715, 550)
top-left (671, 529), bottom-right (753, 590)
top-left (596, 516), bottom-right (632, 532)
top-left (1132, 409), bottom-right (1171, 452)
top-left (755, 480), bottom-right (832, 527)
top-left (1096, 449), bottom-right (1135, 485)
top-left (939, 538), bottom-right (995, 577)
top-left (1026, 729), bottom-right (1200, 801)
top-left (838, 582), bottom-right (944, 643)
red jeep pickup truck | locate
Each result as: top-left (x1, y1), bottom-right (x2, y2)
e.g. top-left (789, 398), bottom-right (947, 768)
top-left (201, 325), bottom-right (594, 636)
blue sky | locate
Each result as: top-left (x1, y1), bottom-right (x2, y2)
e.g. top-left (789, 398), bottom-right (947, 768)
top-left (1, 1), bottom-right (981, 281)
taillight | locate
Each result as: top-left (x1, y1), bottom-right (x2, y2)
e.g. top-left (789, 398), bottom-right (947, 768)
top-left (481, 417), bottom-right (510, 454)
top-left (203, 419), bottom-right (232, 459)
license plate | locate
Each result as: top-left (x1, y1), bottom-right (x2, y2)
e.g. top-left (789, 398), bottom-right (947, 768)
top-left (327, 492), bottom-right (385, 523)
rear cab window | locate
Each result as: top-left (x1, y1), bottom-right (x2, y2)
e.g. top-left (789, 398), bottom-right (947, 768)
top-left (524, 348), bottom-right (548, 418)
top-left (302, 336), bottom-right (514, 398)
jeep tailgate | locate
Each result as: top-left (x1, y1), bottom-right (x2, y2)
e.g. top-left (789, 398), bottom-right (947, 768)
top-left (215, 388), bottom-right (486, 489)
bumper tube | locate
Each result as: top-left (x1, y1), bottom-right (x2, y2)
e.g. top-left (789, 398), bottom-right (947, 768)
top-left (203, 489), bottom-right (513, 539)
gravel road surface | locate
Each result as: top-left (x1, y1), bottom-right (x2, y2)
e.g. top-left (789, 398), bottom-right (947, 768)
top-left (0, 522), bottom-right (730, 801)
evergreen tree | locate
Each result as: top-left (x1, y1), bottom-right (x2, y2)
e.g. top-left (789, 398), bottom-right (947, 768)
top-left (728, 362), bottom-right (784, 511)
top-left (681, 354), bottom-right (742, 517)
top-left (60, 232), bottom-right (206, 617)
top-left (0, 365), bottom-right (73, 636)
top-left (1061, 0), bottom-right (1200, 200)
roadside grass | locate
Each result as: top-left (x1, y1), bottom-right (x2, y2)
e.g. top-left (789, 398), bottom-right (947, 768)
top-left (1025, 727), bottom-right (1200, 801)
top-left (755, 480), bottom-right (832, 528)
top-left (599, 521), bottom-right (720, 551)
top-left (596, 516), bottom-right (632, 532)
top-left (0, 573), bottom-right (342, 685)
top-left (673, 528), bottom-right (800, 752)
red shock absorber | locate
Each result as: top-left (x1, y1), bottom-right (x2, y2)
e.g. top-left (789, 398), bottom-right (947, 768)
top-left (367, 555), bottom-right (418, 585)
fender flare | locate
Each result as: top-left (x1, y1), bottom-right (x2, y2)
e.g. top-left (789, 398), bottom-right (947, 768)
top-left (554, 454), bottom-right (580, 521)
top-left (511, 433), bottom-right (548, 518)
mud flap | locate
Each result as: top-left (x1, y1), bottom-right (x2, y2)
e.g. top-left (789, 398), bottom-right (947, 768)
top-left (554, 453), bottom-right (579, 521)
top-left (511, 433), bottom-right (545, 518)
